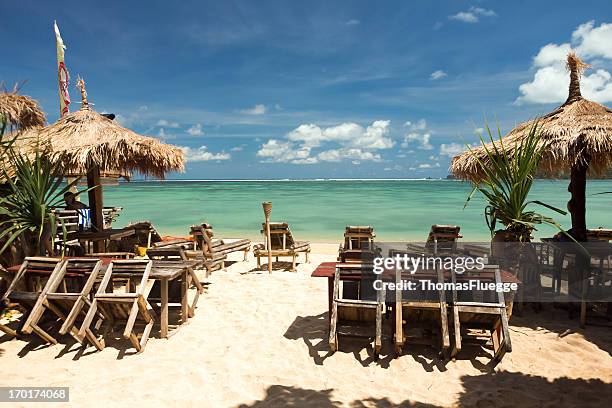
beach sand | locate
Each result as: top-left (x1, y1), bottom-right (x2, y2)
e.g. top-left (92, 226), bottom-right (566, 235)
top-left (1, 243), bottom-right (611, 407)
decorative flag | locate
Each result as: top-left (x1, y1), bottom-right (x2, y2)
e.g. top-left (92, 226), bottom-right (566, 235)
top-left (54, 21), bottom-right (70, 116)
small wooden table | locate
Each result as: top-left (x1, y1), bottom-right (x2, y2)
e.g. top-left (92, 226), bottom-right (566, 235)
top-left (149, 260), bottom-right (204, 338)
top-left (69, 227), bottom-right (136, 253)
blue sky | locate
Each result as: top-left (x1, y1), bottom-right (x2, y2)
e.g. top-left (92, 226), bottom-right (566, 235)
top-left (2, 0), bottom-right (612, 179)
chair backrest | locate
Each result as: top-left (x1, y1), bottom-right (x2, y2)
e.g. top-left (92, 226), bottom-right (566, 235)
top-left (343, 226), bottom-right (375, 250)
top-left (190, 224), bottom-right (216, 255)
top-left (3, 257), bottom-right (66, 300)
top-left (452, 264), bottom-right (505, 305)
top-left (262, 222), bottom-right (296, 250)
top-left (98, 260), bottom-right (152, 296)
top-left (426, 225), bottom-right (462, 253)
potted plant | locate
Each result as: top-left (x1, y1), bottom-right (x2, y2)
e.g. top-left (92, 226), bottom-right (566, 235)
top-left (464, 122), bottom-right (567, 262)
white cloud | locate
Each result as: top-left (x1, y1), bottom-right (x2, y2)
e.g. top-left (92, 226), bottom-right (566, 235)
top-left (256, 139), bottom-right (311, 163)
top-left (186, 123), bottom-right (204, 136)
top-left (345, 19), bottom-right (360, 26)
top-left (179, 146), bottom-right (231, 162)
top-left (517, 21), bottom-right (612, 104)
top-left (156, 119), bottom-right (180, 128)
top-left (241, 104), bottom-right (267, 115)
top-left (257, 120), bottom-right (393, 164)
top-left (439, 143), bottom-right (466, 157)
top-left (418, 163), bottom-right (433, 169)
top-left (430, 70), bottom-right (447, 80)
top-left (449, 7), bottom-right (496, 24)
top-left (230, 145), bottom-right (245, 152)
top-left (402, 119), bottom-right (433, 150)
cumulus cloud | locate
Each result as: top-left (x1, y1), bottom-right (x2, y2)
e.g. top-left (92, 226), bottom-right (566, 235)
top-left (345, 19), bottom-right (360, 26)
top-left (517, 21), bottom-right (612, 104)
top-left (257, 120), bottom-right (394, 164)
top-left (439, 143), bottom-right (466, 157)
top-left (449, 7), bottom-right (496, 23)
top-left (402, 119), bottom-right (433, 150)
top-left (179, 146), bottom-right (231, 162)
top-left (241, 104), bottom-right (267, 115)
top-left (186, 123), bottom-right (204, 136)
top-left (430, 70), bottom-right (447, 80)
top-left (156, 119), bottom-right (180, 128)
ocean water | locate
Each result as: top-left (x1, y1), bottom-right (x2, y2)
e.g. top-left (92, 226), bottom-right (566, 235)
top-left (88, 179), bottom-right (612, 242)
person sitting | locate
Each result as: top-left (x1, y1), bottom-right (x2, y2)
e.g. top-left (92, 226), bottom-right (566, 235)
top-left (64, 192), bottom-right (89, 210)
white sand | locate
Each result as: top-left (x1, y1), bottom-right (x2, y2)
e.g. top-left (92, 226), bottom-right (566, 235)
top-left (1, 243), bottom-right (611, 407)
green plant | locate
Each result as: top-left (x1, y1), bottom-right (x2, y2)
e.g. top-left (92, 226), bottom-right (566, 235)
top-left (0, 122), bottom-right (85, 256)
top-left (465, 122), bottom-right (567, 241)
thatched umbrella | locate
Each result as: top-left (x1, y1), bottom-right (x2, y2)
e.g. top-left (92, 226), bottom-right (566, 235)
top-left (451, 53), bottom-right (612, 241)
top-left (34, 78), bottom-right (185, 249)
top-left (0, 90), bottom-right (46, 129)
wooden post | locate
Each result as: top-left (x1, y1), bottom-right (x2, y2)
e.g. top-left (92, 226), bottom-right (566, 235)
top-left (87, 164), bottom-right (105, 252)
top-left (262, 202), bottom-right (272, 273)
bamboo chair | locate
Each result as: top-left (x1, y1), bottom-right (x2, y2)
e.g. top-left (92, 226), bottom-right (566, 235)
top-left (338, 226), bottom-right (377, 263)
top-left (2, 257), bottom-right (66, 343)
top-left (449, 264), bottom-right (512, 363)
top-left (392, 250), bottom-right (450, 357)
top-left (22, 259), bottom-right (106, 349)
top-left (149, 242), bottom-right (225, 278)
top-left (426, 225), bottom-right (463, 254)
top-left (328, 263), bottom-right (385, 359)
top-left (190, 223), bottom-right (251, 262)
top-left (78, 260), bottom-right (155, 353)
top-left (253, 222), bottom-right (310, 272)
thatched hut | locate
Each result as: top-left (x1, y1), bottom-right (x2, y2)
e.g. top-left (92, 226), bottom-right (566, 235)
top-left (451, 53), bottom-right (612, 241)
top-left (0, 90), bottom-right (46, 129)
top-left (32, 78), bottom-right (185, 248)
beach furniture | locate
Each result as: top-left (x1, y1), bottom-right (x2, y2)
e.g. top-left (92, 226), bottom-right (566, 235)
top-left (148, 240), bottom-right (226, 277)
top-left (328, 263), bottom-right (385, 359)
top-left (146, 259), bottom-right (204, 337)
top-left (21, 259), bottom-right (106, 349)
top-left (449, 264), bottom-right (512, 363)
top-left (2, 257), bottom-right (66, 343)
top-left (253, 222), bottom-right (310, 272)
top-left (338, 226), bottom-right (377, 263)
top-left (190, 223), bottom-right (251, 261)
top-left (392, 250), bottom-right (450, 357)
top-left (426, 225), bottom-right (463, 253)
top-left (78, 260), bottom-right (155, 353)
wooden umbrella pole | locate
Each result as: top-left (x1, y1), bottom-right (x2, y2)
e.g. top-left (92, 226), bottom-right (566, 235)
top-left (262, 202), bottom-right (272, 273)
top-left (87, 164), bottom-right (105, 252)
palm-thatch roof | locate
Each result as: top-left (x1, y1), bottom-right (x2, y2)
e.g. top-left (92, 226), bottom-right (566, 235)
top-left (451, 53), bottom-right (612, 182)
top-left (0, 91), bottom-right (46, 129)
top-left (32, 79), bottom-right (184, 178)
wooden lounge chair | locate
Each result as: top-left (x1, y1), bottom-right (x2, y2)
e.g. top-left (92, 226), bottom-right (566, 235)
top-left (328, 263), bottom-right (385, 359)
top-left (148, 241), bottom-right (226, 277)
top-left (2, 257), bottom-right (66, 343)
top-left (449, 264), bottom-right (512, 363)
top-left (392, 250), bottom-right (450, 357)
top-left (338, 226), bottom-right (377, 263)
top-left (78, 260), bottom-right (155, 353)
top-left (21, 259), bottom-right (106, 350)
top-left (426, 225), bottom-right (462, 254)
top-left (190, 223), bottom-right (251, 262)
top-left (253, 222), bottom-right (310, 272)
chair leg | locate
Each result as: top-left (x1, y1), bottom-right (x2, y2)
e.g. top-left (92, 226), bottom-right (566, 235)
top-left (292, 255), bottom-right (296, 272)
top-left (30, 323), bottom-right (57, 345)
top-left (0, 323), bottom-right (17, 337)
top-left (451, 307), bottom-right (461, 358)
top-left (374, 304), bottom-right (382, 358)
top-left (243, 248), bottom-right (249, 261)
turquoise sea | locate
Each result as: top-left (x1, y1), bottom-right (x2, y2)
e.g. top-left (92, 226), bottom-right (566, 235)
top-left (90, 180), bottom-right (612, 243)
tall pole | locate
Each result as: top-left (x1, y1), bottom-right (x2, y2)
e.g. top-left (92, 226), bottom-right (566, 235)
top-left (262, 202), bottom-right (272, 273)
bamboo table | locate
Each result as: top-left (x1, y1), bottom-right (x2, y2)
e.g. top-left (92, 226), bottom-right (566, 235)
top-left (149, 260), bottom-right (204, 338)
top-left (69, 227), bottom-right (136, 254)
